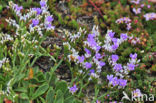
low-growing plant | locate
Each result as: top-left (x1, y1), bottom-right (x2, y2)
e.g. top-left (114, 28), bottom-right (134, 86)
top-left (0, 0), bottom-right (156, 102)
top-left (0, 0), bottom-right (79, 102)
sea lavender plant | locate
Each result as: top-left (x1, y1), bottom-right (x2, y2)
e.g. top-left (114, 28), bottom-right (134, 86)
top-left (0, 1), bottom-right (57, 102)
top-left (107, 51), bottom-right (139, 88)
top-left (64, 25), bottom-right (134, 90)
top-left (8, 0), bottom-right (54, 37)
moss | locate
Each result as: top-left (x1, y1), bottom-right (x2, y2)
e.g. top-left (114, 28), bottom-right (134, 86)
top-left (68, 20), bottom-right (79, 30)
top-left (100, 23), bottom-right (106, 29)
top-left (57, 13), bottom-right (64, 25)
top-left (0, 5), bottom-right (2, 13)
top-left (103, 15), bottom-right (108, 21)
top-left (65, 15), bottom-right (70, 21)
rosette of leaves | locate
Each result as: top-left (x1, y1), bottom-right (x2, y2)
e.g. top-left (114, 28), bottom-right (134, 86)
top-left (0, 65), bottom-right (79, 103)
top-left (0, 32), bottom-right (78, 102)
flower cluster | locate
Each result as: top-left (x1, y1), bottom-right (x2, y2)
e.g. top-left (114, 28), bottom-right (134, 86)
top-left (0, 33), bottom-right (13, 44)
top-left (7, 0), bottom-right (54, 37)
top-left (107, 52), bottom-right (139, 88)
top-left (65, 28), bottom-right (86, 43)
top-left (107, 75), bottom-right (127, 88)
top-left (116, 17), bottom-right (132, 31)
top-left (144, 13), bottom-right (156, 21)
top-left (64, 26), bottom-right (131, 83)
top-left (103, 31), bottom-right (128, 52)
top-left (68, 85), bottom-right (78, 94)
top-left (84, 26), bottom-right (101, 52)
top-left (64, 26), bottom-right (106, 80)
top-left (116, 17), bottom-right (131, 24)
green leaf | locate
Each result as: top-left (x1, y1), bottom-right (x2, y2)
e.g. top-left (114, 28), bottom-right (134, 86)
top-left (0, 5), bottom-right (2, 12)
top-left (18, 99), bottom-right (30, 103)
top-left (49, 73), bottom-right (57, 86)
top-left (55, 81), bottom-right (67, 92)
top-left (40, 97), bottom-right (46, 103)
top-left (32, 84), bottom-right (49, 100)
top-left (45, 72), bottom-right (51, 81)
top-left (36, 72), bottom-right (46, 83)
top-left (29, 87), bottom-right (35, 97)
top-left (64, 96), bottom-right (74, 103)
top-left (46, 87), bottom-right (54, 103)
top-left (14, 74), bottom-right (25, 83)
top-left (20, 93), bottom-right (29, 99)
top-left (14, 87), bottom-right (27, 93)
top-left (51, 59), bottom-right (63, 73)
top-left (54, 90), bottom-right (64, 103)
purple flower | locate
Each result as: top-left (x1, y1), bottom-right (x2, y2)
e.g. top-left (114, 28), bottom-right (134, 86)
top-left (46, 16), bottom-right (54, 22)
top-left (108, 31), bottom-right (115, 38)
top-left (132, 8), bottom-right (141, 14)
top-left (147, 5), bottom-right (151, 8)
top-left (107, 74), bottom-right (113, 81)
top-left (96, 46), bottom-right (101, 52)
top-left (40, 0), bottom-right (46, 7)
top-left (88, 33), bottom-right (95, 38)
top-left (85, 62), bottom-right (92, 69)
top-left (131, 0), bottom-right (140, 4)
top-left (32, 19), bottom-right (39, 27)
top-left (126, 23), bottom-right (131, 31)
top-left (45, 23), bottom-right (52, 28)
top-left (90, 69), bottom-right (95, 73)
top-left (133, 89), bottom-right (142, 97)
top-left (68, 85), bottom-right (78, 94)
top-left (120, 33), bottom-right (128, 40)
top-left (141, 4), bottom-right (145, 8)
top-left (85, 48), bottom-right (91, 54)
top-left (15, 4), bottom-right (23, 11)
top-left (111, 101), bottom-right (118, 103)
top-left (128, 63), bottom-right (135, 70)
top-left (96, 100), bottom-right (101, 103)
top-left (144, 13), bottom-right (156, 21)
top-left (33, 8), bottom-right (42, 15)
top-left (78, 56), bottom-right (85, 63)
top-left (111, 54), bottom-right (119, 62)
top-left (112, 77), bottom-right (119, 86)
top-left (99, 61), bottom-right (105, 67)
top-left (112, 38), bottom-right (118, 44)
top-left (119, 79), bottom-right (127, 87)
top-left (130, 53), bottom-right (137, 59)
top-left (116, 17), bottom-right (131, 24)
top-left (87, 36), bottom-right (97, 47)
top-left (113, 64), bottom-right (122, 71)
top-left (111, 44), bottom-right (119, 50)
top-left (95, 53), bottom-right (102, 60)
